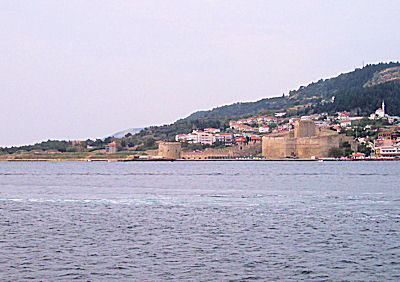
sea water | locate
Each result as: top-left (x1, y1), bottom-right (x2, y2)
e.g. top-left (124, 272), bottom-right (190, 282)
top-left (0, 161), bottom-right (399, 280)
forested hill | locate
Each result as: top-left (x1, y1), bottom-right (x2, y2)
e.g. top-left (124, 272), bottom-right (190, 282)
top-left (183, 62), bottom-right (400, 121)
top-left (132, 62), bottom-right (400, 143)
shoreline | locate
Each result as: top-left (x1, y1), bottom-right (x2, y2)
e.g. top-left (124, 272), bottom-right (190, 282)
top-left (1, 158), bottom-right (399, 162)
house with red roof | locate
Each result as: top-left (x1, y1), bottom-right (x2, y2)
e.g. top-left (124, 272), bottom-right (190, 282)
top-left (105, 142), bottom-right (117, 154)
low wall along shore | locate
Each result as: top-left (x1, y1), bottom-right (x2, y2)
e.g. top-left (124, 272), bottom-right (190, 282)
top-left (181, 142), bottom-right (261, 160)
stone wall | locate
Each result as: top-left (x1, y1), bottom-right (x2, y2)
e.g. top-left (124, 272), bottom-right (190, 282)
top-left (294, 120), bottom-right (316, 138)
top-left (158, 142), bottom-right (182, 159)
top-left (262, 130), bottom-right (356, 159)
top-left (262, 135), bottom-right (296, 159)
top-left (182, 142), bottom-right (262, 159)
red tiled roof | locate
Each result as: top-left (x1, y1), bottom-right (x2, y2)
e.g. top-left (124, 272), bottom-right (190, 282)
top-left (352, 153), bottom-right (364, 157)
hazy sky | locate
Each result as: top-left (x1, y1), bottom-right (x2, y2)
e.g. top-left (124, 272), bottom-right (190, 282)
top-left (1, 1), bottom-right (399, 146)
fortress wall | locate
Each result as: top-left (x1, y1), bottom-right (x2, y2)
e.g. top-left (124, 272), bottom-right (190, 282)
top-left (158, 142), bottom-right (182, 159)
top-left (262, 130), bottom-right (354, 159)
top-left (262, 120), bottom-right (357, 159)
top-left (182, 143), bottom-right (261, 159)
top-left (294, 138), bottom-right (321, 158)
top-left (145, 149), bottom-right (159, 156)
top-left (231, 143), bottom-right (262, 157)
top-left (262, 136), bottom-right (296, 159)
top-left (295, 135), bottom-right (340, 158)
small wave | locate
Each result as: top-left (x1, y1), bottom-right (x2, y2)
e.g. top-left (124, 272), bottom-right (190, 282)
top-left (0, 198), bottom-right (155, 205)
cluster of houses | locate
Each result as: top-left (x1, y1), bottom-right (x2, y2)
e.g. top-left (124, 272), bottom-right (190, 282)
top-left (175, 128), bottom-right (262, 146)
top-left (228, 111), bottom-right (368, 135)
top-left (373, 128), bottom-right (400, 158)
top-left (228, 112), bottom-right (363, 135)
top-left (173, 101), bottom-right (400, 158)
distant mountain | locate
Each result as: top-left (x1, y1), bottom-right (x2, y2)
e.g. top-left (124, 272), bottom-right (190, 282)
top-left (111, 128), bottom-right (143, 138)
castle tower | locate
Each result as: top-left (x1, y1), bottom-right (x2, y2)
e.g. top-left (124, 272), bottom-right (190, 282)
top-left (294, 120), bottom-right (316, 138)
top-left (158, 142), bottom-right (181, 159)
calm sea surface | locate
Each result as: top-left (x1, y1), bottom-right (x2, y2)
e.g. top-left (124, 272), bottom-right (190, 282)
top-left (0, 161), bottom-right (399, 281)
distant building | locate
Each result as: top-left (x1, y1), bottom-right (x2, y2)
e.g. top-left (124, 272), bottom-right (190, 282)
top-left (158, 142), bottom-right (181, 159)
top-left (300, 116), bottom-right (313, 121)
top-left (351, 153), bottom-right (365, 160)
top-left (277, 124), bottom-right (292, 131)
top-left (339, 120), bottom-right (352, 128)
top-left (259, 126), bottom-right (270, 133)
top-left (373, 128), bottom-right (400, 158)
top-left (235, 136), bottom-right (246, 144)
top-left (375, 146), bottom-right (400, 158)
top-left (231, 123), bottom-right (256, 132)
top-left (262, 120), bottom-right (355, 159)
top-left (215, 133), bottom-right (233, 145)
top-left (337, 111), bottom-right (350, 120)
top-left (196, 131), bottom-right (215, 145)
top-left (105, 142), bottom-right (117, 154)
top-left (250, 136), bottom-right (262, 143)
top-left (204, 128), bottom-right (220, 134)
top-left (275, 112), bottom-right (286, 117)
top-left (175, 131), bottom-right (215, 145)
top-left (265, 116), bottom-right (278, 124)
top-left (370, 101), bottom-right (386, 119)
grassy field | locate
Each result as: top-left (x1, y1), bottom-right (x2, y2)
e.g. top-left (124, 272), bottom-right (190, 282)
top-left (0, 150), bottom-right (147, 161)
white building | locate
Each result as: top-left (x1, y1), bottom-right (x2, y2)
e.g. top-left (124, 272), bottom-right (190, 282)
top-left (339, 120), bottom-right (352, 128)
top-left (375, 146), bottom-right (400, 158)
top-left (300, 116), bottom-right (313, 121)
top-left (370, 101), bottom-right (386, 119)
top-left (275, 112), bottom-right (286, 117)
top-left (214, 133), bottom-right (233, 145)
top-left (204, 128), bottom-right (220, 134)
top-left (175, 131), bottom-right (215, 145)
top-left (259, 126), bottom-right (270, 133)
top-left (195, 131), bottom-right (215, 145)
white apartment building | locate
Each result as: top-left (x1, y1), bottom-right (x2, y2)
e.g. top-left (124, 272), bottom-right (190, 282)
top-left (259, 126), bottom-right (270, 133)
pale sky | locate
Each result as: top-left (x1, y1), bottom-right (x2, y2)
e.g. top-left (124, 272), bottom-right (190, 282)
top-left (1, 0), bottom-right (399, 146)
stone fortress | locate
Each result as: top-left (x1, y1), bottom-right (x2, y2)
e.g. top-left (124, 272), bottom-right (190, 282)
top-left (158, 142), bottom-right (182, 159)
top-left (262, 120), bottom-right (355, 159)
top-left (158, 121), bottom-right (354, 160)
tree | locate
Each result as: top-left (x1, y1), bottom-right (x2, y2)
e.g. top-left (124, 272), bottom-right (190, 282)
top-left (358, 143), bottom-right (372, 157)
top-left (328, 147), bottom-right (344, 158)
top-left (143, 137), bottom-right (155, 148)
top-left (340, 141), bottom-right (353, 157)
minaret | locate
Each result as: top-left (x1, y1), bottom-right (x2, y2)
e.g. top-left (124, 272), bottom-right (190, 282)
top-left (382, 100), bottom-right (385, 115)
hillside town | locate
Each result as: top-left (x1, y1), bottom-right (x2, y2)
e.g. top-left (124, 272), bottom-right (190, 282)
top-left (1, 101), bottom-right (400, 161)
top-left (174, 101), bottom-right (400, 160)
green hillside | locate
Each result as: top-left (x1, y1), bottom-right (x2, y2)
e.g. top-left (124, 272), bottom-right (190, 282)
top-left (184, 62), bottom-right (400, 120)
top-left (131, 62), bottom-right (400, 143)
top-left (3, 62), bottom-right (400, 152)
top-left (363, 66), bottom-right (400, 87)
